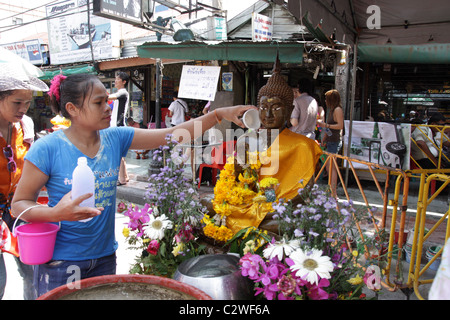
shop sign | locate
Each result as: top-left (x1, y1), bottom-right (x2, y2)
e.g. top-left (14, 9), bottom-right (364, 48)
top-left (252, 12), bottom-right (272, 41)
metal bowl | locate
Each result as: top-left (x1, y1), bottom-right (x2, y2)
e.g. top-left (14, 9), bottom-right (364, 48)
top-left (173, 254), bottom-right (254, 300)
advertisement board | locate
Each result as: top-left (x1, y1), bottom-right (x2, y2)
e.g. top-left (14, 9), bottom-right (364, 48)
top-left (46, 0), bottom-right (116, 65)
top-left (2, 39), bottom-right (46, 65)
top-left (343, 120), bottom-right (411, 170)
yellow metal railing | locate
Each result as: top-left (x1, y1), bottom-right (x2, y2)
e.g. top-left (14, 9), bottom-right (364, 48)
top-left (408, 173), bottom-right (450, 300)
top-left (315, 150), bottom-right (450, 299)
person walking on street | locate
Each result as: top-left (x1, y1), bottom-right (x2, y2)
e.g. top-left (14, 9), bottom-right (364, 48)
top-left (0, 67), bottom-right (48, 300)
top-left (317, 89), bottom-right (344, 198)
top-left (289, 78), bottom-right (318, 140)
top-left (109, 71), bottom-right (130, 185)
top-left (10, 73), bottom-right (255, 298)
top-left (168, 92), bottom-right (188, 126)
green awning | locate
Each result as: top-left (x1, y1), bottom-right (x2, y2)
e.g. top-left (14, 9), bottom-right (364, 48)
top-left (358, 43), bottom-right (450, 64)
top-left (137, 41), bottom-right (304, 64)
top-left (39, 64), bottom-right (97, 80)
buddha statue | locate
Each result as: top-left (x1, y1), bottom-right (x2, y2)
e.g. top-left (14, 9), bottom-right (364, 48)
top-left (213, 56), bottom-right (323, 234)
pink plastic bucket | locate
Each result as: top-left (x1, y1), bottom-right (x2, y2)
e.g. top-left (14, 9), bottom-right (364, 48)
top-left (14, 223), bottom-right (59, 265)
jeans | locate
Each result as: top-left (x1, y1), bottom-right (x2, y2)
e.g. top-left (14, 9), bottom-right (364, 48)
top-left (0, 253), bottom-right (5, 299)
top-left (33, 253), bottom-right (117, 298)
top-left (326, 141), bottom-right (341, 154)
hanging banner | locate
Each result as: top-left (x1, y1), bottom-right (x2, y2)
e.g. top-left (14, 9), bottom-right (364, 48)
top-left (343, 120), bottom-right (411, 170)
top-left (178, 65), bottom-right (221, 101)
top-left (46, 0), bottom-right (116, 65)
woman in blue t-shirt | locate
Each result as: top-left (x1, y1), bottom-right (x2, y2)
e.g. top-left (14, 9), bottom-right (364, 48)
top-left (10, 73), bottom-right (255, 297)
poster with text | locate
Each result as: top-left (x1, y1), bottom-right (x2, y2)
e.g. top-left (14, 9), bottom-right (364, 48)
top-left (252, 12), bottom-right (273, 41)
top-left (46, 0), bottom-right (115, 65)
top-left (343, 120), bottom-right (411, 170)
top-left (178, 65), bottom-right (221, 101)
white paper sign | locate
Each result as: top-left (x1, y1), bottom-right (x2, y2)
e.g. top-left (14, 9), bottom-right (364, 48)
top-left (178, 65), bottom-right (221, 101)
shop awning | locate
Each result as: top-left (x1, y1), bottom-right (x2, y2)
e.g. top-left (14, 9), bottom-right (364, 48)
top-left (39, 64), bottom-right (97, 81)
top-left (137, 40), bottom-right (304, 64)
top-left (358, 43), bottom-right (450, 64)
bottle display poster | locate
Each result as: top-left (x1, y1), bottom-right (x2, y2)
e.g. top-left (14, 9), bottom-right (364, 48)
top-left (343, 120), bottom-right (411, 170)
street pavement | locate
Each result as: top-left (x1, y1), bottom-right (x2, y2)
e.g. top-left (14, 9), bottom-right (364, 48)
top-left (2, 150), bottom-right (447, 300)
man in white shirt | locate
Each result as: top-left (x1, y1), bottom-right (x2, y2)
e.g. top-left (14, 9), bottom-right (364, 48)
top-left (108, 71), bottom-right (130, 185)
top-left (411, 113), bottom-right (449, 168)
top-left (168, 92), bottom-right (188, 126)
top-left (109, 71), bottom-right (130, 127)
top-left (289, 78), bottom-right (318, 140)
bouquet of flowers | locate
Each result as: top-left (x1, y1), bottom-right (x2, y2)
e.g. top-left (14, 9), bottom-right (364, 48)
top-left (122, 135), bottom-right (207, 277)
top-left (238, 183), bottom-right (385, 300)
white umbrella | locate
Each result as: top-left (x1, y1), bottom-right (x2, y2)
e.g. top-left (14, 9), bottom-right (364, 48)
top-left (0, 47), bottom-right (48, 92)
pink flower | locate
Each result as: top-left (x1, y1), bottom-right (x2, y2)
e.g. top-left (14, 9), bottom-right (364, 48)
top-left (117, 201), bottom-right (127, 213)
top-left (124, 203), bottom-right (152, 236)
top-left (239, 253), bottom-right (263, 281)
top-left (277, 274), bottom-right (297, 297)
top-left (146, 240), bottom-right (160, 255)
top-left (175, 222), bottom-right (195, 243)
top-left (255, 283), bottom-right (279, 300)
top-left (306, 278), bottom-right (330, 300)
top-left (48, 74), bottom-right (67, 103)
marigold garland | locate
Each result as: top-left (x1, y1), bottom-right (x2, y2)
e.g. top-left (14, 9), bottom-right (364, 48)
top-left (208, 152), bottom-right (278, 241)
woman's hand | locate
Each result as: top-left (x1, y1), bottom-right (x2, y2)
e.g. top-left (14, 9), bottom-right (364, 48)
top-left (53, 191), bottom-right (103, 222)
top-left (216, 105), bottom-right (257, 128)
top-left (317, 120), bottom-right (326, 127)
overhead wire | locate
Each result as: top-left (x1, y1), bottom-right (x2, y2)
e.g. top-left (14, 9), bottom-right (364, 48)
top-left (0, 0), bottom-right (59, 23)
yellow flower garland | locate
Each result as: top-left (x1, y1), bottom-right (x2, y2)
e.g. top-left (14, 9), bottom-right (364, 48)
top-left (206, 152), bottom-right (278, 240)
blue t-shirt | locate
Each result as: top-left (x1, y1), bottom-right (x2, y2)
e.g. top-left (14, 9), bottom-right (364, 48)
top-left (24, 127), bottom-right (135, 261)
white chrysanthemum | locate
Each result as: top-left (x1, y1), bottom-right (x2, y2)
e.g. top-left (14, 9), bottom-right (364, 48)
top-left (289, 248), bottom-right (334, 285)
top-left (263, 238), bottom-right (300, 260)
top-left (143, 214), bottom-right (173, 240)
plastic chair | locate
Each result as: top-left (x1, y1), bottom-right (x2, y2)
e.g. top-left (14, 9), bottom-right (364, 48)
top-left (197, 140), bottom-right (235, 188)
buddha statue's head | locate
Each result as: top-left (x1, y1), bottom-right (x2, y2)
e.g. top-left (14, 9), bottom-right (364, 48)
top-left (257, 56), bottom-right (294, 130)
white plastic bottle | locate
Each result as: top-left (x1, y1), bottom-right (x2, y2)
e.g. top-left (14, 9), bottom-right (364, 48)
top-left (72, 156), bottom-right (95, 222)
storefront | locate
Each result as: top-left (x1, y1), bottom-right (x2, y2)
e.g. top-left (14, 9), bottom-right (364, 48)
top-left (355, 62), bottom-right (450, 123)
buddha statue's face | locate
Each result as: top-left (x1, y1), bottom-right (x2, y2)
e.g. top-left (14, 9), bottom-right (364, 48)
top-left (259, 96), bottom-right (287, 129)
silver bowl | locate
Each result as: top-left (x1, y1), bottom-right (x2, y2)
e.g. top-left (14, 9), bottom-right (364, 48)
top-left (173, 254), bottom-right (254, 300)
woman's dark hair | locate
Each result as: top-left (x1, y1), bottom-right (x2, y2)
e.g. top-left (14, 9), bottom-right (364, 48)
top-left (49, 73), bottom-right (100, 119)
top-left (116, 71), bottom-right (130, 87)
top-left (0, 90), bottom-right (14, 101)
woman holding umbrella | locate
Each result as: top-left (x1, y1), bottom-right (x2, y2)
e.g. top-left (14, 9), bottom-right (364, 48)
top-left (0, 53), bottom-right (49, 299)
